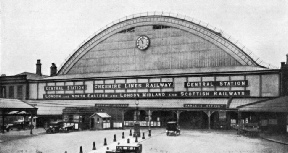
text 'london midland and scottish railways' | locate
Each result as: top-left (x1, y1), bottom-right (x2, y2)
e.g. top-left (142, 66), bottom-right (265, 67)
top-left (43, 90), bottom-right (250, 99)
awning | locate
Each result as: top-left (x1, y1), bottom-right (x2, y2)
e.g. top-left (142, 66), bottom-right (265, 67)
top-left (1, 98), bottom-right (36, 109)
top-left (25, 99), bottom-right (230, 109)
top-left (228, 98), bottom-right (268, 109)
top-left (237, 96), bottom-right (288, 112)
top-left (0, 98), bottom-right (37, 114)
top-left (36, 106), bottom-right (65, 115)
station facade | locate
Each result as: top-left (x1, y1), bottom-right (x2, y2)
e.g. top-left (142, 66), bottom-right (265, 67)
top-left (25, 13), bottom-right (283, 130)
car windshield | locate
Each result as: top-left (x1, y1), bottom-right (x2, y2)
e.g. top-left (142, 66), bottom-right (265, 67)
top-left (49, 121), bottom-right (62, 125)
top-left (166, 122), bottom-right (178, 130)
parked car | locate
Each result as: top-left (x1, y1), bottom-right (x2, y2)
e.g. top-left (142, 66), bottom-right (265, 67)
top-left (105, 143), bottom-right (142, 153)
top-left (46, 121), bottom-right (73, 134)
top-left (3, 120), bottom-right (30, 132)
top-left (166, 121), bottom-right (180, 136)
top-left (1, 124), bottom-right (13, 132)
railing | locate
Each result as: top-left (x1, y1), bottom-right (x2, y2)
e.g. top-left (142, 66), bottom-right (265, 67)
top-left (58, 12), bottom-right (278, 75)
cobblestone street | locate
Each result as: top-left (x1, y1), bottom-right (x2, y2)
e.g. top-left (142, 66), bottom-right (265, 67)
top-left (1, 128), bottom-right (288, 153)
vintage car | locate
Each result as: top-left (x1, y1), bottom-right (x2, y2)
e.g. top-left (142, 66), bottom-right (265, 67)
top-left (106, 143), bottom-right (142, 153)
top-left (1, 124), bottom-right (13, 132)
top-left (166, 121), bottom-right (180, 136)
top-left (46, 121), bottom-right (74, 133)
top-left (2, 120), bottom-right (30, 131)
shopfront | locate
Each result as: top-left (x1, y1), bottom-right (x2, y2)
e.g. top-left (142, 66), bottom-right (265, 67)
top-left (25, 13), bottom-right (281, 129)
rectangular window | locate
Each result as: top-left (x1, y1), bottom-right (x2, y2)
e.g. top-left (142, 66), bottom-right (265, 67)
top-left (69, 115), bottom-right (73, 121)
top-left (0, 86), bottom-right (6, 98)
top-left (17, 85), bottom-right (23, 99)
top-left (8, 86), bottom-right (14, 98)
top-left (82, 116), bottom-right (85, 123)
top-left (73, 115), bottom-right (79, 122)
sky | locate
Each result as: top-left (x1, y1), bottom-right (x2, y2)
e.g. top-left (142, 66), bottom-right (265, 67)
top-left (1, 0), bottom-right (288, 76)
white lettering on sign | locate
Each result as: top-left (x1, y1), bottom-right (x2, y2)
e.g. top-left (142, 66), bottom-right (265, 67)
top-left (180, 91), bottom-right (210, 96)
top-left (185, 80), bottom-right (248, 88)
top-left (219, 81), bottom-right (247, 86)
top-left (94, 82), bottom-right (173, 89)
top-left (94, 84), bottom-right (121, 89)
top-left (213, 91), bottom-right (246, 96)
top-left (125, 84), bottom-right (142, 88)
top-left (142, 92), bottom-right (166, 97)
top-left (44, 85), bottom-right (86, 91)
top-left (184, 104), bottom-right (226, 108)
top-left (44, 86), bottom-right (64, 91)
top-left (119, 93), bottom-right (140, 98)
top-left (43, 90), bottom-right (249, 99)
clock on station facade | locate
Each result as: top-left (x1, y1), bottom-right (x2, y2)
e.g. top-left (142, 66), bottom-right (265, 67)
top-left (136, 36), bottom-right (150, 50)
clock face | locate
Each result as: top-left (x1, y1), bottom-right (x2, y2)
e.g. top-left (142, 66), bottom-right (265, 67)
top-left (136, 36), bottom-right (150, 50)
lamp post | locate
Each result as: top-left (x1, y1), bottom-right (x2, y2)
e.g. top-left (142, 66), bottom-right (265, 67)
top-left (133, 99), bottom-right (140, 137)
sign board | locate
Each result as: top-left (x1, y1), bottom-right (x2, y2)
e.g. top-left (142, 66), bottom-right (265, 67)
top-left (73, 115), bottom-right (79, 122)
top-left (95, 104), bottom-right (129, 107)
top-left (63, 115), bottom-right (68, 122)
top-left (43, 90), bottom-right (250, 99)
top-left (184, 80), bottom-right (248, 88)
top-left (184, 104), bottom-right (226, 109)
top-left (44, 85), bottom-right (86, 91)
top-left (269, 119), bottom-right (277, 125)
top-left (261, 120), bottom-right (268, 126)
top-left (94, 82), bottom-right (173, 89)
top-left (219, 111), bottom-right (227, 120)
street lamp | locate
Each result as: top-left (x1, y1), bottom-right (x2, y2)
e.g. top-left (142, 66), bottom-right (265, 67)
top-left (133, 99), bottom-right (140, 137)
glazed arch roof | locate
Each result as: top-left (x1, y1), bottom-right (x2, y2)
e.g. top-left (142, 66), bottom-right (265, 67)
top-left (58, 12), bottom-right (276, 75)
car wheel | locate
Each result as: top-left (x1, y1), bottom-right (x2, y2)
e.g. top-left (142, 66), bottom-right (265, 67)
top-left (166, 132), bottom-right (169, 136)
top-left (46, 129), bottom-right (51, 134)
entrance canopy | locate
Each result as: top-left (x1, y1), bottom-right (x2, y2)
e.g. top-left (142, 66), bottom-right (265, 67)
top-left (1, 98), bottom-right (38, 133)
top-left (237, 96), bottom-right (288, 112)
top-left (0, 98), bottom-right (37, 114)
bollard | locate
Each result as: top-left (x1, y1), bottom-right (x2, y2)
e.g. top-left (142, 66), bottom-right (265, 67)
top-left (64, 151), bottom-right (67, 153)
top-left (142, 132), bottom-right (145, 139)
top-left (113, 134), bottom-right (116, 142)
top-left (127, 138), bottom-right (130, 144)
top-left (107, 147), bottom-right (109, 150)
top-left (129, 129), bottom-right (132, 136)
top-left (104, 138), bottom-right (107, 146)
top-left (135, 135), bottom-right (138, 142)
top-left (92, 141), bottom-right (96, 150)
top-left (122, 132), bottom-right (125, 139)
top-left (79, 146), bottom-right (83, 153)
top-left (148, 129), bottom-right (151, 137)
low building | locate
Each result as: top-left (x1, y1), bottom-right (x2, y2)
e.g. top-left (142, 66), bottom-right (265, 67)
top-left (90, 112), bottom-right (111, 130)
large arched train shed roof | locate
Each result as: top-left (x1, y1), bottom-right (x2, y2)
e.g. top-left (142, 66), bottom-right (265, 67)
top-left (55, 13), bottom-right (271, 79)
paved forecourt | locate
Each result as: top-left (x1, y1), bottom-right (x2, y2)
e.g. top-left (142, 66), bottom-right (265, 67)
top-left (1, 128), bottom-right (288, 153)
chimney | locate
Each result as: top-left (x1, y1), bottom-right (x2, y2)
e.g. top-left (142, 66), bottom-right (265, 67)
top-left (50, 63), bottom-right (57, 76)
top-left (281, 62), bottom-right (286, 68)
top-left (36, 59), bottom-right (42, 76)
